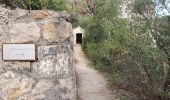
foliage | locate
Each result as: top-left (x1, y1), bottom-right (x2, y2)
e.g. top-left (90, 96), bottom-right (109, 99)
top-left (80, 0), bottom-right (170, 99)
top-left (0, 0), bottom-right (70, 11)
top-left (133, 0), bottom-right (170, 96)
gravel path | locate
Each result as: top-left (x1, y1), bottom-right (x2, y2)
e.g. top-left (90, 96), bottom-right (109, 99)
top-left (74, 44), bottom-right (117, 100)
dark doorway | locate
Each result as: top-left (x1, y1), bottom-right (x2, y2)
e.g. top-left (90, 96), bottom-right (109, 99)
top-left (76, 33), bottom-right (82, 44)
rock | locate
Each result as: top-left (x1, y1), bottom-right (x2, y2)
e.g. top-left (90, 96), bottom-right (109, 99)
top-left (29, 78), bottom-right (76, 100)
top-left (31, 10), bottom-right (51, 19)
top-left (0, 49), bottom-right (3, 73)
top-left (0, 24), bottom-right (10, 46)
top-left (18, 94), bottom-right (46, 100)
top-left (33, 45), bottom-right (73, 78)
top-left (32, 80), bottom-right (53, 94)
top-left (51, 11), bottom-right (60, 18)
top-left (0, 71), bottom-right (36, 99)
top-left (2, 61), bottom-right (30, 72)
top-left (50, 11), bottom-right (70, 18)
top-left (0, 25), bottom-right (4, 35)
top-left (10, 22), bottom-right (41, 43)
top-left (46, 78), bottom-right (76, 100)
top-left (11, 9), bottom-right (28, 18)
top-left (0, 35), bottom-right (9, 48)
top-left (2, 24), bottom-right (10, 34)
top-left (43, 20), bottom-right (72, 42)
top-left (0, 25), bottom-right (6, 45)
top-left (0, 35), bottom-right (5, 46)
top-left (7, 87), bottom-right (22, 100)
top-left (0, 5), bottom-right (9, 25)
top-left (59, 11), bottom-right (70, 18)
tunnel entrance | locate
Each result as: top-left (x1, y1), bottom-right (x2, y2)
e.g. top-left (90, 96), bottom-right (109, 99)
top-left (76, 33), bottom-right (82, 44)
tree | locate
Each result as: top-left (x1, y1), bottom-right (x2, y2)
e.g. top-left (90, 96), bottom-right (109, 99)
top-left (133, 0), bottom-right (170, 95)
top-left (0, 0), bottom-right (69, 11)
top-left (81, 0), bottom-right (170, 99)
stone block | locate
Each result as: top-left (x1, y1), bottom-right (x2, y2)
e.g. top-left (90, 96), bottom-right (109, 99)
top-left (18, 94), bottom-right (46, 100)
top-left (0, 25), bottom-right (5, 45)
top-left (0, 25), bottom-right (4, 35)
top-left (18, 78), bottom-right (76, 100)
top-left (31, 10), bottom-right (52, 19)
top-left (32, 79), bottom-right (54, 95)
top-left (43, 20), bottom-right (72, 42)
top-left (0, 49), bottom-right (2, 74)
top-left (0, 71), bottom-right (36, 100)
top-left (10, 22), bottom-right (41, 43)
top-left (46, 77), bottom-right (76, 100)
top-left (11, 9), bottom-right (28, 18)
top-left (0, 24), bottom-right (10, 46)
top-left (2, 61), bottom-right (30, 72)
top-left (59, 11), bottom-right (70, 18)
top-left (33, 44), bottom-right (73, 78)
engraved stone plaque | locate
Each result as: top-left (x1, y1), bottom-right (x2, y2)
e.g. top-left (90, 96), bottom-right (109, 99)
top-left (2, 44), bottom-right (35, 61)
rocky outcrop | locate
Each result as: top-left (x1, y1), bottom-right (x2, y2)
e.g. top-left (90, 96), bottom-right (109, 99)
top-left (0, 7), bottom-right (76, 100)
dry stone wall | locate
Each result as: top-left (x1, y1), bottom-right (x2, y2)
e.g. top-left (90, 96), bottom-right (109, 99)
top-left (0, 6), bottom-right (76, 100)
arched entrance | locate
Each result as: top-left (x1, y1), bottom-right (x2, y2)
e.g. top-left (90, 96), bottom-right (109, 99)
top-left (73, 26), bottom-right (84, 45)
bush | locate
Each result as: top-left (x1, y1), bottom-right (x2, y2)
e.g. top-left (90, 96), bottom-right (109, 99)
top-left (80, 0), bottom-right (169, 99)
top-left (0, 0), bottom-right (69, 11)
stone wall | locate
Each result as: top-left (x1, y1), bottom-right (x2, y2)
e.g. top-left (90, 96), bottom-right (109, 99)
top-left (0, 6), bottom-right (77, 100)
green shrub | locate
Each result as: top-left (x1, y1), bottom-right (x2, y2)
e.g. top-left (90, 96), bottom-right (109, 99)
top-left (80, 0), bottom-right (169, 99)
top-left (0, 0), bottom-right (70, 11)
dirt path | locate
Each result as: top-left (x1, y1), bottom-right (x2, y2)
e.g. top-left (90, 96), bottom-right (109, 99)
top-left (74, 44), bottom-right (117, 100)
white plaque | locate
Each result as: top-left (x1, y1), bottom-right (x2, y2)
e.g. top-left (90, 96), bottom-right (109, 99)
top-left (2, 44), bottom-right (36, 61)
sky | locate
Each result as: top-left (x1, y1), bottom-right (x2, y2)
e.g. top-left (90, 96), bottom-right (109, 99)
top-left (155, 0), bottom-right (170, 16)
